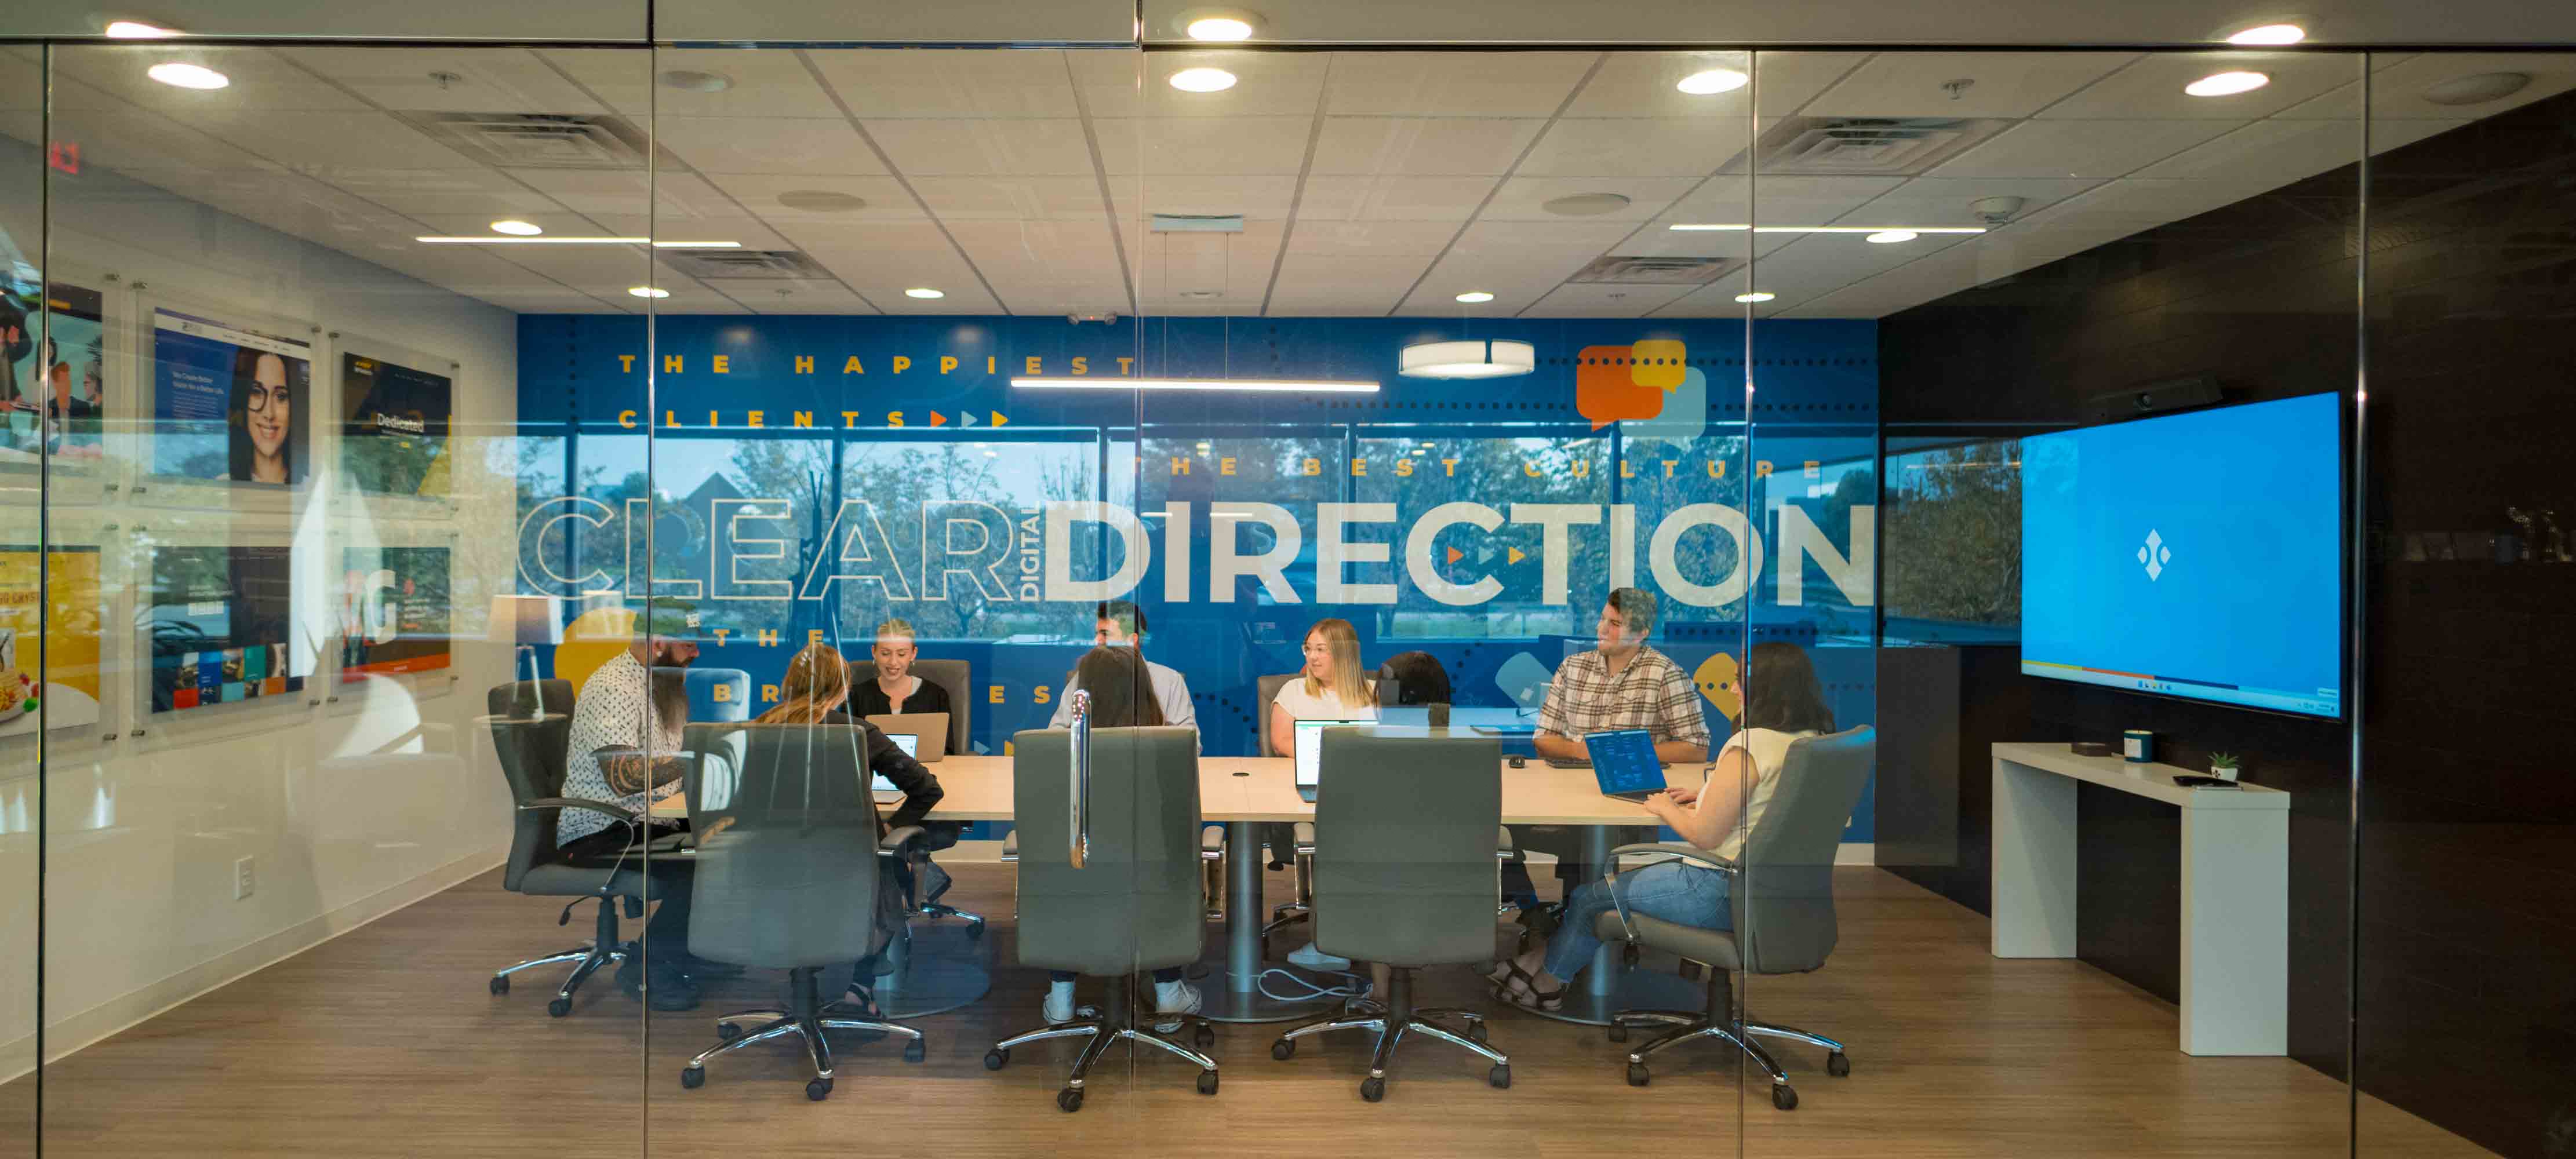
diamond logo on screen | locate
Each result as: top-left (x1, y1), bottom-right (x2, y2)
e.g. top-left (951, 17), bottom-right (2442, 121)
top-left (2137, 529), bottom-right (2173, 581)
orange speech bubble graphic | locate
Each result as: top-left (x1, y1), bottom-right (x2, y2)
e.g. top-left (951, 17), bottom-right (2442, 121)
top-left (1575, 345), bottom-right (1664, 430)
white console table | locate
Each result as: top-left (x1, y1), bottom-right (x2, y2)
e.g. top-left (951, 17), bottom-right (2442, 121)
top-left (1991, 742), bottom-right (2290, 1056)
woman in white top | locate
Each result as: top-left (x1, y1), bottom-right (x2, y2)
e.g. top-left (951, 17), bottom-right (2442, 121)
top-left (1267, 617), bottom-right (1377, 756)
top-left (1485, 641), bottom-right (1833, 1011)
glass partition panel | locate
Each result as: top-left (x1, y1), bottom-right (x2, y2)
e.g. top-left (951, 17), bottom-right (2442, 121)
top-left (0, 42), bottom-right (41, 1159)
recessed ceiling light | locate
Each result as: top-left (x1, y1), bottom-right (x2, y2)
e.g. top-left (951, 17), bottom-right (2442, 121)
top-left (2225, 23), bottom-right (2305, 45)
top-left (489, 220), bottom-right (543, 236)
top-left (1186, 16), bottom-right (1254, 41)
top-left (658, 70), bottom-right (733, 93)
top-left (904, 287), bottom-right (945, 299)
top-left (1544, 192), bottom-right (1633, 217)
top-left (2421, 71), bottom-right (2532, 106)
top-left (1735, 291), bottom-right (1776, 303)
top-left (1676, 68), bottom-right (1749, 95)
top-left (628, 286), bottom-right (670, 299)
top-left (104, 20), bottom-right (180, 38)
top-left (1455, 291), bottom-right (1496, 304)
top-left (1169, 67), bottom-right (1238, 93)
top-left (146, 62), bottom-right (228, 90)
top-left (2185, 70), bottom-right (2271, 97)
top-left (1865, 229), bottom-right (1919, 244)
top-left (777, 189), bottom-right (867, 213)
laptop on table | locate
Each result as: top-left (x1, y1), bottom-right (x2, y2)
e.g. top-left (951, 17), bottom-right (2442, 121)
top-left (1579, 728), bottom-right (1669, 802)
top-left (867, 712), bottom-right (949, 761)
top-left (872, 732), bottom-right (918, 796)
top-left (1293, 717), bottom-right (1369, 803)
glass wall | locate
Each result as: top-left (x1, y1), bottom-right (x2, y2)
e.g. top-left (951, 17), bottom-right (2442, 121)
top-left (3, 20), bottom-right (2571, 1159)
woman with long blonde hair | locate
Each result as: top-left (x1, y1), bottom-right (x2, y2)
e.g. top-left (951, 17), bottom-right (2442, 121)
top-left (1265, 617), bottom-right (1376, 757)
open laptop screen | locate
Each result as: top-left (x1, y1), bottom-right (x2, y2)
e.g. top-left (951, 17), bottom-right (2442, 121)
top-left (872, 733), bottom-right (916, 793)
top-left (1294, 719), bottom-right (1367, 789)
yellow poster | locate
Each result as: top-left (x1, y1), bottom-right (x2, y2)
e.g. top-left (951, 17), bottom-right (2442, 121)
top-left (0, 546), bottom-right (104, 738)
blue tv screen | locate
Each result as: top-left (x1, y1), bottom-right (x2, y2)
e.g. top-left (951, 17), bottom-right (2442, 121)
top-left (2019, 392), bottom-right (2343, 717)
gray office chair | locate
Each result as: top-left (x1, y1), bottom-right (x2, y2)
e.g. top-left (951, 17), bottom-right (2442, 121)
top-left (985, 724), bottom-right (1220, 1111)
top-left (482, 680), bottom-right (653, 1017)
top-left (847, 657), bottom-right (983, 936)
top-left (1271, 728), bottom-right (1513, 1101)
top-left (1598, 726), bottom-right (1873, 1110)
top-left (675, 723), bottom-right (925, 1100)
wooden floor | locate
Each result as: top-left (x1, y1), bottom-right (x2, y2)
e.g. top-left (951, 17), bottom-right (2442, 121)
top-left (5, 863), bottom-right (2490, 1158)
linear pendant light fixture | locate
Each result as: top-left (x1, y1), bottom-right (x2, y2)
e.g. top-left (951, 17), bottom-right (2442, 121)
top-left (414, 236), bottom-right (741, 247)
top-left (1667, 224), bottom-right (1987, 234)
top-left (1400, 339), bottom-right (1536, 380)
top-left (1012, 377), bottom-right (1378, 394)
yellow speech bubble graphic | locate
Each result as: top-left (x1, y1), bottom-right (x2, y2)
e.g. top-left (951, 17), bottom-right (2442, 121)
top-left (1694, 651), bottom-right (1743, 724)
top-left (1631, 338), bottom-right (1686, 391)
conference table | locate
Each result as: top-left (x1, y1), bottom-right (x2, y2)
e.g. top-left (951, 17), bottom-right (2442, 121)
top-left (651, 743), bottom-right (1707, 1026)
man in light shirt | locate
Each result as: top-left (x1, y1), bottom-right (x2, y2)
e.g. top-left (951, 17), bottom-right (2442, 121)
top-left (1047, 599), bottom-right (1199, 753)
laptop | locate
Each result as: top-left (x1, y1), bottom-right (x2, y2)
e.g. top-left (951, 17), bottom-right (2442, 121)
top-left (1581, 729), bottom-right (1668, 802)
top-left (867, 712), bottom-right (948, 761)
top-left (872, 733), bottom-right (917, 795)
top-left (1293, 718), bottom-right (1369, 803)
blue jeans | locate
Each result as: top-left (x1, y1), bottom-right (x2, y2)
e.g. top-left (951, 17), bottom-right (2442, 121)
top-left (1543, 861), bottom-right (1731, 982)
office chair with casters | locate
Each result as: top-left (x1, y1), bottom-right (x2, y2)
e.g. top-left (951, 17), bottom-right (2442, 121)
top-left (850, 657), bottom-right (984, 938)
top-left (985, 724), bottom-right (1219, 1111)
top-left (676, 723), bottom-right (925, 1100)
top-left (1599, 726), bottom-right (1873, 1111)
top-left (482, 680), bottom-right (653, 1017)
top-left (1270, 729), bottom-right (1512, 1101)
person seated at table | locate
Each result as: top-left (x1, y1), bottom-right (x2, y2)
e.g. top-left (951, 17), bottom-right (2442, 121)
top-left (754, 642), bottom-right (945, 1021)
top-left (1050, 599), bottom-right (1199, 753)
top-left (1485, 640), bottom-right (1832, 1012)
top-left (1265, 617), bottom-right (1378, 756)
top-left (559, 614), bottom-right (711, 1009)
top-left (1372, 650), bottom-right (1453, 727)
top-left (1042, 643), bottom-right (1203, 1032)
top-left (848, 617), bottom-right (952, 719)
top-left (1518, 587), bottom-right (1712, 902)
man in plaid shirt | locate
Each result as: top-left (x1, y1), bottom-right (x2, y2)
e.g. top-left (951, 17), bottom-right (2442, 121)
top-left (1512, 588), bottom-right (1712, 906)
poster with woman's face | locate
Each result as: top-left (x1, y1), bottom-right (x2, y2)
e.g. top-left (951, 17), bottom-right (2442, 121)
top-left (150, 307), bottom-right (311, 486)
top-left (1, 282), bottom-right (107, 463)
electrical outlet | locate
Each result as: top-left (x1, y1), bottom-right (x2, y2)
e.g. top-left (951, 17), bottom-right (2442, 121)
top-left (234, 856), bottom-right (255, 901)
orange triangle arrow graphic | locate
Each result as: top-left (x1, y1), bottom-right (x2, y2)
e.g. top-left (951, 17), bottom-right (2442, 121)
top-left (1507, 546), bottom-right (1526, 565)
top-left (1446, 546), bottom-right (1464, 566)
top-left (928, 411), bottom-right (948, 427)
top-left (991, 411), bottom-right (1008, 427)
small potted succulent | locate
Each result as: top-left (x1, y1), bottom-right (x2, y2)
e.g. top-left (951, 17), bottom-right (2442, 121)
top-left (2208, 752), bottom-right (2242, 783)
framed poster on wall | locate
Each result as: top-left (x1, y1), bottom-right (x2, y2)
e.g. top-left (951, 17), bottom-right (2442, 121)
top-left (339, 351), bottom-right (452, 498)
top-left (148, 305), bottom-right (312, 489)
top-left (0, 281), bottom-right (108, 465)
top-left (144, 544), bottom-right (308, 715)
top-left (0, 544), bottom-right (104, 740)
top-left (337, 544), bottom-right (452, 681)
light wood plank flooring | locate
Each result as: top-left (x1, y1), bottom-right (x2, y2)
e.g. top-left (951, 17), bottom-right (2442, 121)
top-left (4, 864), bottom-right (2490, 1158)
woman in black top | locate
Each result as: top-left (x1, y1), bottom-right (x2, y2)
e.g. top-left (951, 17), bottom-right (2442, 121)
top-left (849, 617), bottom-right (954, 719)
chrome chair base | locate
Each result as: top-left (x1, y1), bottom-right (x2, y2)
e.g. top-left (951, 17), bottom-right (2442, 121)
top-left (1269, 970), bottom-right (1511, 1100)
top-left (678, 967), bottom-right (923, 1100)
top-left (983, 977), bottom-right (1220, 1111)
top-left (1610, 1001), bottom-right (1849, 1110)
top-left (490, 895), bottom-right (627, 1016)
top-left (910, 901), bottom-right (985, 938)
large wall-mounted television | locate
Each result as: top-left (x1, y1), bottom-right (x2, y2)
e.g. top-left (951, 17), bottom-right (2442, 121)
top-left (2019, 391), bottom-right (2342, 717)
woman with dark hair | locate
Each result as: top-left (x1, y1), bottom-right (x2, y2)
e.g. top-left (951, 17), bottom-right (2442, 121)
top-left (227, 348), bottom-right (300, 484)
top-left (1483, 640), bottom-right (1833, 1011)
top-left (1041, 644), bottom-right (1200, 1031)
top-left (1372, 650), bottom-right (1452, 725)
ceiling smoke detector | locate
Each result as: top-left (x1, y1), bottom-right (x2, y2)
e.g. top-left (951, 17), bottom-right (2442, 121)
top-left (1543, 192), bottom-right (1633, 217)
top-left (778, 189), bottom-right (868, 213)
top-left (1971, 195), bottom-right (2026, 224)
top-left (2421, 71), bottom-right (2531, 106)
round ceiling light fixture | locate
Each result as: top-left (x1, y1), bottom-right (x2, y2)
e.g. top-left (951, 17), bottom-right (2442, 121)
top-left (627, 286), bottom-right (670, 299)
top-left (904, 287), bottom-right (945, 300)
top-left (146, 62), bottom-right (228, 90)
top-left (658, 70), bottom-right (734, 93)
top-left (1399, 339), bottom-right (1537, 380)
top-left (2225, 23), bottom-right (2305, 45)
top-left (1676, 68), bottom-right (1749, 95)
top-left (1735, 291), bottom-right (1776, 303)
top-left (1186, 16), bottom-right (1254, 41)
top-left (777, 189), bottom-right (868, 213)
top-left (2185, 70), bottom-right (2271, 97)
top-left (1542, 192), bottom-right (1633, 217)
top-left (2421, 71), bottom-right (2532, 106)
top-left (1865, 229), bottom-right (1919, 244)
top-left (1169, 67), bottom-right (1238, 93)
top-left (104, 20), bottom-right (181, 38)
top-left (489, 219), bottom-right (543, 236)
top-left (1454, 290), bottom-right (1496, 304)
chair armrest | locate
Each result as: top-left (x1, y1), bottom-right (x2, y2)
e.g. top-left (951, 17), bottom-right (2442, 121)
top-left (1497, 825), bottom-right (1521, 862)
top-left (1601, 843), bottom-right (1737, 945)
top-left (523, 797), bottom-right (641, 827)
top-left (1000, 829), bottom-right (1019, 863)
top-left (878, 825), bottom-right (930, 863)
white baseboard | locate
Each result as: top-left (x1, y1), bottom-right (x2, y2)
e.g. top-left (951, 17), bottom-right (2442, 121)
top-left (0, 842), bottom-right (508, 1083)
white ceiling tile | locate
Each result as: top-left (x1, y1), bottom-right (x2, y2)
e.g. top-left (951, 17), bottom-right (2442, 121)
top-left (275, 47), bottom-right (607, 115)
top-left (1522, 282), bottom-right (1699, 317)
top-left (779, 220), bottom-right (961, 259)
top-left (580, 216), bottom-right (795, 250)
top-left (305, 167), bottom-right (567, 217)
top-left (1448, 219), bottom-right (1636, 255)
top-left (1094, 116), bottom-right (1313, 176)
top-left (1323, 51), bottom-right (1598, 117)
top-left (53, 45), bottom-right (372, 114)
top-left (815, 48), bottom-right (1082, 119)
top-left (1309, 117), bottom-right (1542, 176)
top-left (2036, 52), bottom-right (2359, 120)
top-left (2131, 118), bottom-right (2360, 182)
top-left (912, 176), bottom-right (1108, 221)
top-left (1839, 176), bottom-right (2102, 228)
top-left (864, 118), bottom-right (1098, 177)
top-left (1562, 52), bottom-right (1756, 119)
top-left (703, 174), bottom-right (927, 221)
top-left (1748, 52), bottom-right (1878, 118)
top-left (1804, 52), bottom-right (2138, 119)
top-left (544, 47), bottom-right (842, 120)
top-left (658, 117), bottom-right (887, 177)
top-left (1283, 219), bottom-right (1459, 257)
top-left (1926, 119), bottom-right (2246, 178)
top-left (2328, 54), bottom-right (2576, 121)
top-left (1479, 176), bottom-right (1703, 221)
top-left (1110, 176), bottom-right (1301, 224)
top-left (510, 169), bottom-right (733, 219)
top-left (1657, 174), bottom-right (1906, 225)
top-left (183, 111), bottom-right (481, 172)
top-left (728, 280), bottom-right (879, 314)
top-left (1516, 117), bottom-right (1751, 178)
top-left (1295, 175), bottom-right (1500, 222)
top-left (1103, 51), bottom-right (1331, 119)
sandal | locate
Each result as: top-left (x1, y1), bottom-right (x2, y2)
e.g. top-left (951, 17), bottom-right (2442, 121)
top-left (1483, 959), bottom-right (1564, 1013)
top-left (836, 982), bottom-right (891, 1041)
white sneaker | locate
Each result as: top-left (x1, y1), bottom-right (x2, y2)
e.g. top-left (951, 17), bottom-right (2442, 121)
top-left (1287, 942), bottom-right (1352, 971)
top-left (1044, 980), bottom-right (1078, 1024)
top-left (1154, 979), bottom-right (1203, 1034)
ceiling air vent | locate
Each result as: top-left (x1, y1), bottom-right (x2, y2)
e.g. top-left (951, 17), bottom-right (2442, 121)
top-left (401, 112), bottom-right (651, 170)
top-left (1567, 254), bottom-right (1744, 285)
top-left (656, 249), bottom-right (835, 281)
top-left (1751, 117), bottom-right (2007, 176)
